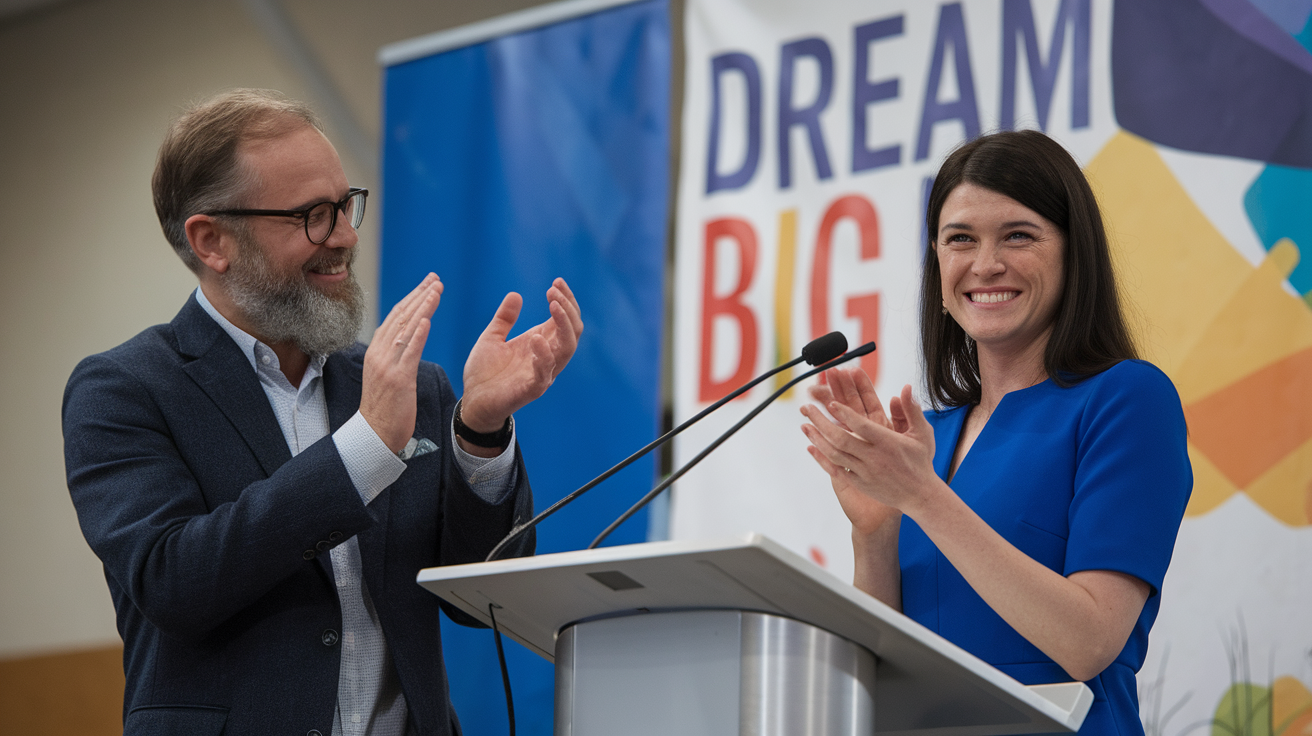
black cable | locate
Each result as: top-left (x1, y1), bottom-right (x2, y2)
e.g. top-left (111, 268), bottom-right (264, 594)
top-left (588, 342), bottom-right (876, 549)
top-left (488, 603), bottom-right (515, 736)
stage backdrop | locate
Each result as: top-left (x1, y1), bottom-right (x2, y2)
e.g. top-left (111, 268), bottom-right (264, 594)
top-left (379, 1), bottom-right (669, 732)
top-left (671, 0), bottom-right (1312, 733)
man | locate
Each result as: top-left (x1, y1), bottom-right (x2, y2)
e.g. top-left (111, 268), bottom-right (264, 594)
top-left (62, 89), bottom-right (582, 735)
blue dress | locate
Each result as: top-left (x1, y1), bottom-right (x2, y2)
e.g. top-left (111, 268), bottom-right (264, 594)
top-left (900, 360), bottom-right (1192, 736)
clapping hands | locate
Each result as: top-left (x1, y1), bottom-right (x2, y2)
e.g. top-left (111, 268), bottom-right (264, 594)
top-left (458, 277), bottom-right (584, 435)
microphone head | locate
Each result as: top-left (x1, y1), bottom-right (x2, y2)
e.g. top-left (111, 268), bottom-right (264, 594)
top-left (801, 332), bottom-right (848, 366)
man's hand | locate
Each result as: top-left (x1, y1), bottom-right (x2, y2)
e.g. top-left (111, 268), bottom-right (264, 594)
top-left (360, 274), bottom-right (443, 454)
top-left (459, 278), bottom-right (583, 435)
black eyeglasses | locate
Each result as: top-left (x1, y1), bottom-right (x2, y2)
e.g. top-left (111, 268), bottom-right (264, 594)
top-left (205, 187), bottom-right (368, 244)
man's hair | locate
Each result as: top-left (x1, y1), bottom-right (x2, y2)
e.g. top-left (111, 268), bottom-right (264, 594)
top-left (919, 129), bottom-right (1139, 409)
top-left (152, 88), bottom-right (322, 272)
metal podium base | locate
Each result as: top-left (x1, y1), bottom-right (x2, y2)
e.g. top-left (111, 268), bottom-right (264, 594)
top-left (555, 609), bottom-right (876, 736)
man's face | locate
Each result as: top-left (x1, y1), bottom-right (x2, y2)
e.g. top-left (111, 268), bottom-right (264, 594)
top-left (222, 124), bottom-right (365, 356)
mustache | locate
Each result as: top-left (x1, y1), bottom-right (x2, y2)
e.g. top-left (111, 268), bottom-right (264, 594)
top-left (304, 248), bottom-right (355, 273)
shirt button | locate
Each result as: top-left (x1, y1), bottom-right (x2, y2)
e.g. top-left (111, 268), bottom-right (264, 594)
top-left (352, 714), bottom-right (362, 724)
top-left (261, 355), bottom-right (271, 365)
top-left (321, 629), bottom-right (339, 647)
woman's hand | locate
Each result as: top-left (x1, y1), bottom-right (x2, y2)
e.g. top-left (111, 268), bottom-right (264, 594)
top-left (802, 368), bottom-right (893, 534)
top-left (801, 369), bottom-right (943, 608)
top-left (801, 373), bottom-right (943, 525)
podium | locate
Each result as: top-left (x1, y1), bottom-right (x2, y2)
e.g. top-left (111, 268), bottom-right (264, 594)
top-left (417, 534), bottom-right (1093, 736)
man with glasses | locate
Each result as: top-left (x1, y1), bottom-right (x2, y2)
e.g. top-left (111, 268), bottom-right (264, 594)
top-left (63, 88), bottom-right (582, 736)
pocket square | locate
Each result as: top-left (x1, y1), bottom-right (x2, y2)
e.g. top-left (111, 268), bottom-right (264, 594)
top-left (398, 437), bottom-right (438, 461)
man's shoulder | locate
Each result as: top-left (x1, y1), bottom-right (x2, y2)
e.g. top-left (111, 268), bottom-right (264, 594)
top-left (74, 321), bottom-right (184, 379)
top-left (68, 296), bottom-right (219, 386)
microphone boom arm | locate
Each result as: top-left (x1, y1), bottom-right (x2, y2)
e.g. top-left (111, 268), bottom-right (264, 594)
top-left (587, 342), bottom-right (876, 550)
top-left (484, 355), bottom-right (806, 561)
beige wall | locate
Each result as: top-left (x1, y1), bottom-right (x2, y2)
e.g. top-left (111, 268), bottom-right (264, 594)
top-left (0, 0), bottom-right (553, 660)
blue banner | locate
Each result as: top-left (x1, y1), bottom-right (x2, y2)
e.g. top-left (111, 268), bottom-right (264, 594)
top-left (380, 1), bottom-right (670, 732)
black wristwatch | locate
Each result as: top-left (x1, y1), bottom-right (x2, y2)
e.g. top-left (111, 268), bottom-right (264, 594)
top-left (453, 399), bottom-right (513, 449)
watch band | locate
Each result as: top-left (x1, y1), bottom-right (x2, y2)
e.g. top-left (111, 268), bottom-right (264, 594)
top-left (453, 399), bottom-right (513, 449)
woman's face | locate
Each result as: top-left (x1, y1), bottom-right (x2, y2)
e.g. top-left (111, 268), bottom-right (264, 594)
top-left (936, 182), bottom-right (1065, 361)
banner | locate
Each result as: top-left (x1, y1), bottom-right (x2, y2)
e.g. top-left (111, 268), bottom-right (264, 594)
top-left (381, 1), bottom-right (670, 731)
top-left (672, 0), bottom-right (1312, 732)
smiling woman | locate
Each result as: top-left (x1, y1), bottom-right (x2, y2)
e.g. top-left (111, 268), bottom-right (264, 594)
top-left (935, 182), bottom-right (1066, 381)
top-left (920, 130), bottom-right (1140, 409)
top-left (799, 130), bottom-right (1193, 736)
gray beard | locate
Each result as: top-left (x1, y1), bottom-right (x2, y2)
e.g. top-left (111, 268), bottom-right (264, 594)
top-left (225, 236), bottom-right (365, 358)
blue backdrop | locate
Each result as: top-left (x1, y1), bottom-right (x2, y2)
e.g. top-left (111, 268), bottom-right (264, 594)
top-left (380, 1), bottom-right (670, 732)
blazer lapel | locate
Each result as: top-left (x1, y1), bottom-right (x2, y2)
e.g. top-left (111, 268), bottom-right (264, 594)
top-left (173, 295), bottom-right (292, 477)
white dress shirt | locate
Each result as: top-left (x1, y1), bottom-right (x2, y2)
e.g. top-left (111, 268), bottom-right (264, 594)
top-left (196, 288), bottom-right (515, 736)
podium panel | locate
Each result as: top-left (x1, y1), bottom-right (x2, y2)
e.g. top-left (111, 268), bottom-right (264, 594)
top-left (417, 535), bottom-right (1093, 735)
top-left (555, 610), bottom-right (875, 736)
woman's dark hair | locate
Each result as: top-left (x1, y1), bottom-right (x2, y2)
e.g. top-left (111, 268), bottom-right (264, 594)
top-left (920, 129), bottom-right (1138, 409)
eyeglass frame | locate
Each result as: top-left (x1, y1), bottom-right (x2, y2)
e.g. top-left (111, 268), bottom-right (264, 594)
top-left (203, 187), bottom-right (368, 244)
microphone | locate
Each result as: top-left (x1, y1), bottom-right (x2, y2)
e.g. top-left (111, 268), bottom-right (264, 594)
top-left (587, 341), bottom-right (876, 549)
top-left (483, 332), bottom-right (850, 561)
top-left (801, 331), bottom-right (847, 367)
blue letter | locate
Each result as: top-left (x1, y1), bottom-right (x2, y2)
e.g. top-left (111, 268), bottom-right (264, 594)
top-left (852, 15), bottom-right (904, 173)
top-left (778, 37), bottom-right (835, 189)
top-left (915, 3), bottom-right (981, 161)
top-left (1000, 0), bottom-right (1090, 131)
top-left (706, 52), bottom-right (762, 194)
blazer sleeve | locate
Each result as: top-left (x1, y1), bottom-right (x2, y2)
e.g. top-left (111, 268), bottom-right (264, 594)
top-left (421, 362), bottom-right (535, 627)
top-left (63, 350), bottom-right (376, 643)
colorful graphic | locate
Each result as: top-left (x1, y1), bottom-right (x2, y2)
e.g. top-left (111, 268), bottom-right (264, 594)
top-left (675, 4), bottom-right (1312, 736)
top-left (1208, 677), bottom-right (1312, 736)
top-left (1111, 0), bottom-right (1312, 169)
top-left (1087, 132), bottom-right (1312, 527)
top-left (1101, 3), bottom-right (1312, 731)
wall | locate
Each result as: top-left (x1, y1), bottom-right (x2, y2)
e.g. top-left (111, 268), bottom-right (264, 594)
top-left (0, 0), bottom-right (553, 729)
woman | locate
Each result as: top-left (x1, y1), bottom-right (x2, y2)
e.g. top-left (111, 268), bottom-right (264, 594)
top-left (800, 130), bottom-right (1191, 736)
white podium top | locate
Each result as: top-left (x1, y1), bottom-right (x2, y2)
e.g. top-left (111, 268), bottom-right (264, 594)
top-left (417, 533), bottom-right (1092, 736)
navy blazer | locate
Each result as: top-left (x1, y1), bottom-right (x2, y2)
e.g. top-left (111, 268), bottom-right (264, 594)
top-left (63, 294), bottom-right (534, 736)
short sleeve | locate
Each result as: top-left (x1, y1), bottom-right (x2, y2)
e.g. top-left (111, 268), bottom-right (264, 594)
top-left (1064, 361), bottom-right (1193, 594)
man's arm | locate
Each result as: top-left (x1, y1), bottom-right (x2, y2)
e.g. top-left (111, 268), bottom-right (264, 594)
top-left (63, 350), bottom-right (374, 643)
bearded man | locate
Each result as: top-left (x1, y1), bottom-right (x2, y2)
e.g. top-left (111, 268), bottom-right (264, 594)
top-left (62, 89), bottom-right (582, 736)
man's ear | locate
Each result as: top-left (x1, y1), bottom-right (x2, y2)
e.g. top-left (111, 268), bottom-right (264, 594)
top-left (184, 214), bottom-right (233, 274)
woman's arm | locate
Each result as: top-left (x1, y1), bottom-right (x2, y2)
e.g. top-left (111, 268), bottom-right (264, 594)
top-left (802, 377), bottom-right (1150, 681)
top-left (804, 369), bottom-right (903, 609)
top-left (905, 476), bottom-right (1149, 680)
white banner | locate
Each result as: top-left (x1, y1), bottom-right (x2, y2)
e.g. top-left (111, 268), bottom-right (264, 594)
top-left (672, 0), bottom-right (1312, 731)
top-left (673, 0), bottom-right (1116, 577)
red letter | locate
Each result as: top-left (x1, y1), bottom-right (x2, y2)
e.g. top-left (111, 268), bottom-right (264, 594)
top-left (810, 195), bottom-right (881, 383)
top-left (700, 218), bottom-right (759, 402)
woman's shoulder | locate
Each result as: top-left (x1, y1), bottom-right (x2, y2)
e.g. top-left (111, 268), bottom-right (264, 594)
top-left (1082, 359), bottom-right (1181, 401)
top-left (1075, 359), bottom-right (1188, 440)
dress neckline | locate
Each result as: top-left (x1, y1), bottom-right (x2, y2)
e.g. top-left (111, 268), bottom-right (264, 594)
top-left (943, 377), bottom-right (1055, 484)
